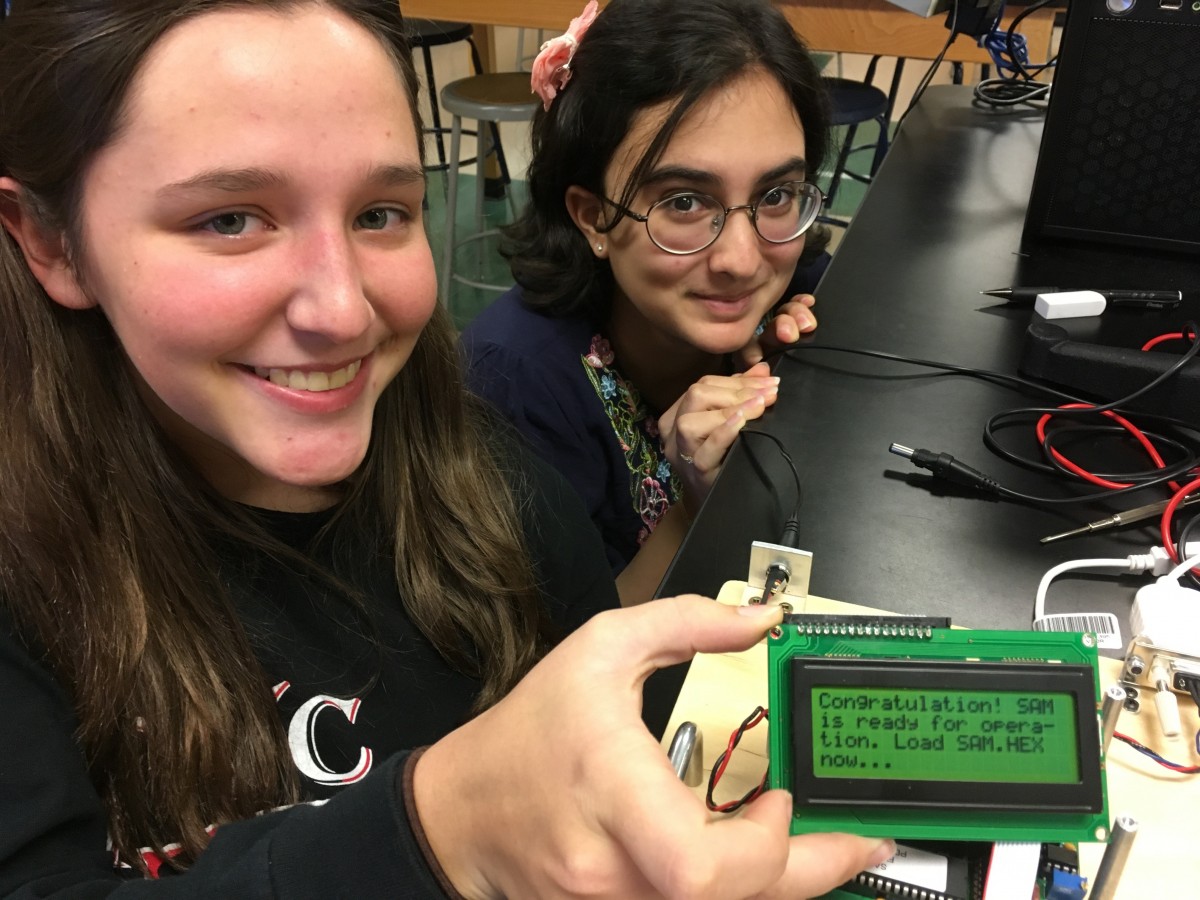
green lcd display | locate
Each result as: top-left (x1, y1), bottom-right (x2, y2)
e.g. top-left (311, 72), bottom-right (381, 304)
top-left (811, 685), bottom-right (1080, 784)
top-left (767, 622), bottom-right (1110, 843)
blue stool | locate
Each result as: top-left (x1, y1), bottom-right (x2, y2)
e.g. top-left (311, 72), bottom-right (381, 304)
top-left (820, 57), bottom-right (904, 226)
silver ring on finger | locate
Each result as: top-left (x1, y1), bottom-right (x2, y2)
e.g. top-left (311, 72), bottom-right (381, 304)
top-left (679, 453), bottom-right (695, 465)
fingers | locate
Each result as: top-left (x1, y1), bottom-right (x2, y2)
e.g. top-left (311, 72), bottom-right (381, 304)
top-left (757, 832), bottom-right (897, 900)
top-left (658, 364), bottom-right (776, 440)
top-left (674, 405), bottom-right (752, 474)
top-left (584, 600), bottom-right (893, 900)
top-left (617, 784), bottom-right (793, 900)
top-left (674, 373), bottom-right (779, 417)
top-left (615, 782), bottom-right (893, 900)
top-left (770, 298), bottom-right (819, 343)
top-left (598, 594), bottom-right (783, 676)
top-left (422, 597), bottom-right (829, 900)
top-left (737, 295), bottom-right (819, 368)
top-left (671, 394), bottom-right (773, 468)
top-left (662, 368), bottom-right (780, 478)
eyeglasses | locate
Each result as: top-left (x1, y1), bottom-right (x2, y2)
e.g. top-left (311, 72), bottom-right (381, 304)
top-left (599, 180), bottom-right (825, 255)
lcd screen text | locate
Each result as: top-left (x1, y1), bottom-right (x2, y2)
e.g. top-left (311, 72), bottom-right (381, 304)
top-left (812, 686), bottom-right (1080, 783)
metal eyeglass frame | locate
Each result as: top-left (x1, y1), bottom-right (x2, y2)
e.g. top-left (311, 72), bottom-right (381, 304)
top-left (598, 180), bottom-right (826, 256)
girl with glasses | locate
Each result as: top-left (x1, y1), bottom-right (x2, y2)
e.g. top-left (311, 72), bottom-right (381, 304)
top-left (0, 0), bottom-right (889, 896)
top-left (462, 0), bottom-right (834, 605)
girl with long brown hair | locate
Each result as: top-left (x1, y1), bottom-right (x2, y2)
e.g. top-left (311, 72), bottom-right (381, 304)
top-left (0, 0), bottom-right (889, 895)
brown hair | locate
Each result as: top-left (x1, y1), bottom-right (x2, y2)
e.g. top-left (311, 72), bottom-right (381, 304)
top-left (505, 0), bottom-right (832, 322)
top-left (0, 0), bottom-right (547, 870)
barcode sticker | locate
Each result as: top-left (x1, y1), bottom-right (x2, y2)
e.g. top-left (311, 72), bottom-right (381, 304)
top-left (1033, 613), bottom-right (1122, 649)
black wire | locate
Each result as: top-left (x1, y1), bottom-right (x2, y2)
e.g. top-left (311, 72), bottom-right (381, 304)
top-left (771, 341), bottom-right (1081, 401)
top-left (1113, 732), bottom-right (1200, 774)
top-left (973, 0), bottom-right (1059, 109)
top-left (1187, 680), bottom-right (1200, 710)
top-left (981, 324), bottom-right (1200, 493)
top-left (705, 706), bottom-right (768, 813)
top-left (1039, 426), bottom-right (1192, 478)
top-left (1176, 512), bottom-right (1200, 589)
top-left (895, 0), bottom-right (960, 134)
top-left (779, 338), bottom-right (1200, 425)
top-left (739, 430), bottom-right (801, 509)
top-left (1039, 425), bottom-right (1193, 484)
top-left (988, 326), bottom-right (1200, 418)
top-left (778, 337), bottom-right (1200, 507)
top-left (1004, 0), bottom-right (1058, 81)
top-left (995, 421), bottom-right (1198, 485)
top-left (739, 429), bottom-right (803, 548)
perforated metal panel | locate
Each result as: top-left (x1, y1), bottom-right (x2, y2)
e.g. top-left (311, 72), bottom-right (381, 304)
top-left (1024, 1), bottom-right (1200, 254)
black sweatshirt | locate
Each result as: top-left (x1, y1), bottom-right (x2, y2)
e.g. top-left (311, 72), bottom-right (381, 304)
top-left (0, 445), bottom-right (619, 898)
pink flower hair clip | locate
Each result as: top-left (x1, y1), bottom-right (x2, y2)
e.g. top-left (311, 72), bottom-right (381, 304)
top-left (530, 0), bottom-right (600, 112)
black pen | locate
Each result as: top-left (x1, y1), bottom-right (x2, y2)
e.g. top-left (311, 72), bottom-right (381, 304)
top-left (981, 287), bottom-right (1183, 309)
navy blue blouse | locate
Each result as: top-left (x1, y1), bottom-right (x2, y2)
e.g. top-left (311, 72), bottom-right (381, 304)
top-left (461, 256), bottom-right (829, 574)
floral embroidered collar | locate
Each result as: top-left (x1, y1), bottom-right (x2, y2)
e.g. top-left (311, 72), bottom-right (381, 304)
top-left (580, 334), bottom-right (680, 547)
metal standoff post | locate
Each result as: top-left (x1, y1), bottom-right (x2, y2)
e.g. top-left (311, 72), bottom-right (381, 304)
top-left (1100, 684), bottom-right (1126, 753)
top-left (667, 721), bottom-right (704, 787)
top-left (1089, 815), bottom-right (1138, 900)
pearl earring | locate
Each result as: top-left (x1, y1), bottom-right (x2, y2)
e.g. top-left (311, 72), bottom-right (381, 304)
top-left (596, 243), bottom-right (604, 252)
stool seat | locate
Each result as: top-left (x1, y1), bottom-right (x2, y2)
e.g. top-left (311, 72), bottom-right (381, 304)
top-left (819, 74), bottom-right (893, 227)
top-left (441, 73), bottom-right (541, 122)
top-left (822, 77), bottom-right (889, 126)
top-left (407, 19), bottom-right (474, 48)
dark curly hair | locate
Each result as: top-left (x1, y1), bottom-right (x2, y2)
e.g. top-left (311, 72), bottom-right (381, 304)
top-left (503, 0), bottom-right (832, 324)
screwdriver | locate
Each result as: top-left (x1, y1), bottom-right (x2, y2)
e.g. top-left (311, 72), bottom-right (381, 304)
top-left (1040, 493), bottom-right (1200, 544)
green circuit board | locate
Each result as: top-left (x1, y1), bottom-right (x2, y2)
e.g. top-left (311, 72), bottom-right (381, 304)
top-left (767, 617), bottom-right (1110, 844)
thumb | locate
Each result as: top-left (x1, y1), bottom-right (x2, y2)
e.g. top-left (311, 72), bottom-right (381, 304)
top-left (611, 595), bottom-right (782, 677)
top-left (758, 832), bottom-right (897, 900)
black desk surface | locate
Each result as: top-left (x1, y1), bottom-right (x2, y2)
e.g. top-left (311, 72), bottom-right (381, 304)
top-left (646, 85), bottom-right (1200, 734)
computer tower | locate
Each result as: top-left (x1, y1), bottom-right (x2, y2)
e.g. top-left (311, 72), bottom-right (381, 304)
top-left (1023, 0), bottom-right (1200, 255)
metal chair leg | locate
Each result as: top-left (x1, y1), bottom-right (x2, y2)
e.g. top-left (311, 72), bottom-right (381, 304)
top-left (465, 37), bottom-right (512, 189)
top-left (421, 45), bottom-right (446, 169)
top-left (826, 121), bottom-right (860, 207)
top-left (472, 120), bottom-right (489, 280)
top-left (439, 115), bottom-right (463, 308)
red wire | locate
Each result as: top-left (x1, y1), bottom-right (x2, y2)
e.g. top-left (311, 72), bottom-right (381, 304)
top-left (1034, 327), bottom-right (1196, 492)
top-left (1035, 404), bottom-right (1170, 490)
top-left (1114, 731), bottom-right (1200, 773)
top-left (708, 707), bottom-right (768, 812)
top-left (1160, 475), bottom-right (1200, 575)
top-left (1141, 332), bottom-right (1187, 352)
top-left (709, 774), bottom-right (767, 813)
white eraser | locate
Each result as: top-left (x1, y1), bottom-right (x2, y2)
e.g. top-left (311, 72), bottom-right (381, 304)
top-left (1034, 290), bottom-right (1107, 319)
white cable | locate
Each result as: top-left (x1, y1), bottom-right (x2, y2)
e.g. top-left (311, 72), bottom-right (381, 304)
top-left (1033, 547), bottom-right (1187, 624)
top-left (1034, 558), bottom-right (1129, 623)
top-left (1166, 553), bottom-right (1200, 582)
